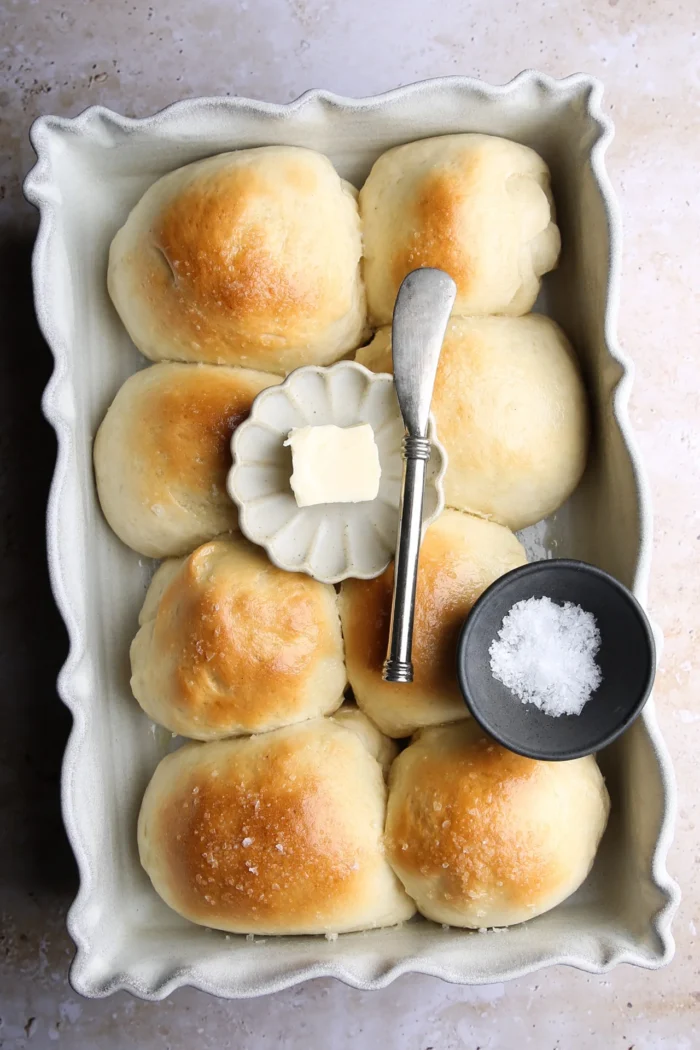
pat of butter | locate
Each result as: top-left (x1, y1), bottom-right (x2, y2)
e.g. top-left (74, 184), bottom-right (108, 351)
top-left (285, 424), bottom-right (381, 507)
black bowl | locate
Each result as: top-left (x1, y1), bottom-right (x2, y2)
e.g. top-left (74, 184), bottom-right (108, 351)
top-left (456, 559), bottom-right (656, 761)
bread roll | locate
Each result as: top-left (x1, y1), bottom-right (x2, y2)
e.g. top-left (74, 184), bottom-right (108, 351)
top-left (108, 146), bottom-right (367, 373)
top-left (339, 510), bottom-right (526, 738)
top-left (357, 315), bottom-right (588, 531)
top-left (385, 722), bottom-right (610, 927)
top-left (138, 719), bottom-right (416, 935)
top-left (360, 133), bottom-right (560, 324)
top-left (131, 535), bottom-right (346, 739)
top-left (330, 704), bottom-right (399, 779)
top-left (94, 362), bottom-right (279, 558)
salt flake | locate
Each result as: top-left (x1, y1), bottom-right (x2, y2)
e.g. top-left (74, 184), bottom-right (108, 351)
top-left (489, 596), bottom-right (602, 717)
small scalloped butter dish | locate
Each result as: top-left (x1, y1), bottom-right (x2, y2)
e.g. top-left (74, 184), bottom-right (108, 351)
top-left (227, 361), bottom-right (446, 583)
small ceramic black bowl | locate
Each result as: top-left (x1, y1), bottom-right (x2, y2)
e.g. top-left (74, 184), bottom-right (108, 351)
top-left (456, 559), bottom-right (656, 761)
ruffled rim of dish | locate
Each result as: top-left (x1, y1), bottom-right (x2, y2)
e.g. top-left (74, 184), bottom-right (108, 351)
top-left (24, 69), bottom-right (680, 999)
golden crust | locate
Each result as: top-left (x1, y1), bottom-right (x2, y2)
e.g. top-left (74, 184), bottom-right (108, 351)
top-left (339, 510), bottom-right (526, 737)
top-left (138, 720), bottom-right (416, 934)
top-left (360, 133), bottom-right (560, 325)
top-left (156, 164), bottom-right (316, 329)
top-left (385, 722), bottom-right (610, 927)
top-left (94, 362), bottom-right (279, 558)
top-left (108, 147), bottom-right (367, 372)
top-left (130, 535), bottom-right (347, 739)
top-left (356, 315), bottom-right (589, 531)
top-left (390, 164), bottom-right (479, 298)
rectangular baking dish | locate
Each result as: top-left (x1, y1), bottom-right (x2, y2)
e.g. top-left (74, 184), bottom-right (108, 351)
top-left (25, 72), bottom-right (679, 998)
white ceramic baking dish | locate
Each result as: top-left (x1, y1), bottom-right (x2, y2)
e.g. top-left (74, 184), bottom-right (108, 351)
top-left (25, 72), bottom-right (680, 999)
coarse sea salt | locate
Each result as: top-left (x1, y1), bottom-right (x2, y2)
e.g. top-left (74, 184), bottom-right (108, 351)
top-left (489, 596), bottom-right (602, 717)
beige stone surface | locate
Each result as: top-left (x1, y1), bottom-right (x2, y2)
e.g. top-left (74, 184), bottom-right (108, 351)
top-left (1, 0), bottom-right (699, 1045)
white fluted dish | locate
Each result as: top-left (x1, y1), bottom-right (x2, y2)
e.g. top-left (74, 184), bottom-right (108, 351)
top-left (227, 361), bottom-right (446, 583)
top-left (25, 73), bottom-right (679, 1000)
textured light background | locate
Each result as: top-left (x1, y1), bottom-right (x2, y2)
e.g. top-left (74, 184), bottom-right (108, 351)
top-left (1, 0), bottom-right (699, 1046)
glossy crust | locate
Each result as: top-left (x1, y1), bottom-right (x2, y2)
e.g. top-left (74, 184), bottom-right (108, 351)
top-left (339, 510), bottom-right (526, 738)
top-left (138, 719), bottom-right (416, 935)
top-left (357, 315), bottom-right (589, 531)
top-left (108, 146), bottom-right (367, 373)
top-left (360, 133), bottom-right (560, 324)
top-left (130, 535), bottom-right (346, 739)
top-left (94, 362), bottom-right (279, 558)
top-left (385, 722), bottom-right (610, 928)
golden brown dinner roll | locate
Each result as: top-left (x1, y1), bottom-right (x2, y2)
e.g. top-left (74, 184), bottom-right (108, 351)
top-left (108, 146), bottom-right (367, 373)
top-left (357, 314), bottom-right (588, 531)
top-left (138, 719), bottom-right (416, 935)
top-left (330, 704), bottom-right (399, 779)
top-left (339, 510), bottom-right (526, 738)
top-left (94, 362), bottom-right (279, 558)
top-left (385, 722), bottom-right (610, 927)
top-left (130, 534), bottom-right (346, 739)
top-left (360, 133), bottom-right (560, 324)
